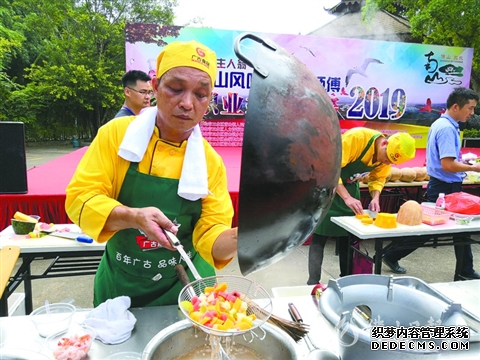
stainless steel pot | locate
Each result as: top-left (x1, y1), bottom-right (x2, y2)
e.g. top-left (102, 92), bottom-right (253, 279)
top-left (234, 33), bottom-right (342, 275)
top-left (141, 319), bottom-right (300, 359)
top-left (319, 275), bottom-right (469, 359)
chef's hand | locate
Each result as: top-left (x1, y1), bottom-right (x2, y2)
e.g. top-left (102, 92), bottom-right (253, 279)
top-left (344, 196), bottom-right (364, 215)
top-left (368, 199), bottom-right (381, 213)
top-left (135, 206), bottom-right (179, 250)
top-left (105, 205), bottom-right (178, 251)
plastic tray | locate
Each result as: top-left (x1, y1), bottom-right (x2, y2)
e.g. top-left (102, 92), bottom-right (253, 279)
top-left (421, 205), bottom-right (452, 226)
top-left (422, 202), bottom-right (480, 220)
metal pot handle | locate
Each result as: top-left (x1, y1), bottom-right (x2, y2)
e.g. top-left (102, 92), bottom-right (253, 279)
top-left (233, 32), bottom-right (277, 79)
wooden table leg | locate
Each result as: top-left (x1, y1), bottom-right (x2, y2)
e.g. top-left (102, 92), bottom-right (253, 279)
top-left (0, 246), bottom-right (21, 316)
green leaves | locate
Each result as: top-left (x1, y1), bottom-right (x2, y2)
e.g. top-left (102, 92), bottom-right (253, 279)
top-left (365, 0), bottom-right (480, 93)
top-left (0, 0), bottom-right (176, 139)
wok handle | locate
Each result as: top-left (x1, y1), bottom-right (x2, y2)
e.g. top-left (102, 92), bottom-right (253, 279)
top-left (175, 264), bottom-right (191, 287)
top-left (233, 32), bottom-right (277, 78)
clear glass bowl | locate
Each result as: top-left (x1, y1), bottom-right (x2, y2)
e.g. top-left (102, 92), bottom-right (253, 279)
top-left (29, 303), bottom-right (75, 337)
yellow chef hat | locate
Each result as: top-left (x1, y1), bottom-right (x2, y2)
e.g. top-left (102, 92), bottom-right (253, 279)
top-left (156, 40), bottom-right (217, 87)
top-left (386, 132), bottom-right (416, 164)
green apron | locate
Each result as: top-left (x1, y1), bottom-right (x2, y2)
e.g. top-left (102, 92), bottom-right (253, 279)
top-left (314, 134), bottom-right (381, 237)
top-left (93, 162), bottom-right (215, 308)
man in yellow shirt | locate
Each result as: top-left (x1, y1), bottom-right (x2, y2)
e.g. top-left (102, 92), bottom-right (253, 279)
top-left (307, 128), bottom-right (416, 284)
top-left (66, 40), bottom-right (237, 307)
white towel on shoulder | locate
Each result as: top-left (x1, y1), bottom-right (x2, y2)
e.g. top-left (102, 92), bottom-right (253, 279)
top-left (118, 107), bottom-right (209, 201)
top-left (177, 125), bottom-right (209, 201)
top-left (118, 107), bottom-right (157, 163)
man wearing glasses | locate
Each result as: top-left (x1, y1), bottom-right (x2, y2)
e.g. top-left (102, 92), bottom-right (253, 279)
top-left (114, 70), bottom-right (152, 118)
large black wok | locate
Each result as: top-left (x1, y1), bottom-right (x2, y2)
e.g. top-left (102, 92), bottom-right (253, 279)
top-left (235, 33), bottom-right (342, 275)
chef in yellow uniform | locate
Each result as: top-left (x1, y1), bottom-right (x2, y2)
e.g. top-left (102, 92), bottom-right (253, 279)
top-left (307, 128), bottom-right (416, 284)
top-left (66, 40), bottom-right (237, 307)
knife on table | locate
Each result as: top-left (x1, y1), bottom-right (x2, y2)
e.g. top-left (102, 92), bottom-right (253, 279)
top-left (43, 231), bottom-right (94, 244)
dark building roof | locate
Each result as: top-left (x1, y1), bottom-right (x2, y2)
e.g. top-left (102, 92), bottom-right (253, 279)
top-left (310, 1), bottom-right (418, 43)
top-left (326, 0), bottom-right (363, 14)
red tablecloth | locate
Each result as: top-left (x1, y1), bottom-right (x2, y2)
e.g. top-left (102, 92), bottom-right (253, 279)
top-left (0, 146), bottom-right (242, 230)
top-left (1, 147), bottom-right (88, 230)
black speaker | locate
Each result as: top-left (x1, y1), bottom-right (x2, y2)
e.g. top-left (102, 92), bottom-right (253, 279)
top-left (0, 122), bottom-right (28, 194)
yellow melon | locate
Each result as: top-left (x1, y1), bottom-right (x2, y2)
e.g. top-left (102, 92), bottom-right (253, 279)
top-left (361, 217), bottom-right (374, 225)
top-left (374, 213), bottom-right (397, 228)
top-left (13, 211), bottom-right (39, 223)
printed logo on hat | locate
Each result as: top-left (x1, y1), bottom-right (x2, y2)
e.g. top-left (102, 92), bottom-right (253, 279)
top-left (390, 152), bottom-right (400, 162)
top-left (196, 47), bottom-right (206, 57)
top-left (191, 55), bottom-right (211, 70)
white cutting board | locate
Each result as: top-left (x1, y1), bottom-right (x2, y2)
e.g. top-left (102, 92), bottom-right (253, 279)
top-left (0, 224), bottom-right (103, 251)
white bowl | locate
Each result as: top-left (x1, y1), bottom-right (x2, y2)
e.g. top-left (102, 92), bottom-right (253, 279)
top-left (29, 303), bottom-right (75, 337)
top-left (45, 324), bottom-right (96, 360)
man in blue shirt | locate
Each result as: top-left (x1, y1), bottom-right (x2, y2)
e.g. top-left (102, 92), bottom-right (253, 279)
top-left (383, 87), bottom-right (480, 280)
top-left (114, 70), bottom-right (152, 118)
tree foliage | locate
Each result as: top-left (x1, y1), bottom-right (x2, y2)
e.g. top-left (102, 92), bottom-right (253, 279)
top-left (0, 1), bottom-right (25, 102)
top-left (0, 0), bottom-right (176, 140)
top-left (365, 0), bottom-right (480, 94)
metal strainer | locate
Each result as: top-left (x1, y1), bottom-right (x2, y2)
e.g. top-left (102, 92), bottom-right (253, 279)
top-left (165, 227), bottom-right (273, 338)
top-left (176, 267), bottom-right (273, 338)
